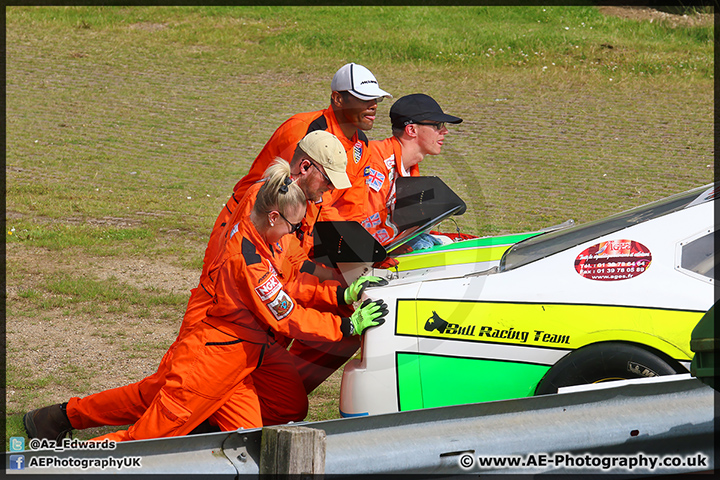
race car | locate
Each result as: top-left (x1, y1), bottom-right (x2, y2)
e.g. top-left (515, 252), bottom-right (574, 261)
top-left (328, 182), bottom-right (716, 417)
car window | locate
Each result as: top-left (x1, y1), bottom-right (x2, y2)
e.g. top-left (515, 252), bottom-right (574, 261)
top-left (680, 231), bottom-right (715, 280)
top-left (500, 184), bottom-right (716, 272)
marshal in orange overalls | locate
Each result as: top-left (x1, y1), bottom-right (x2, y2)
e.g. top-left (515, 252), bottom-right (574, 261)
top-left (65, 180), bottom-right (344, 432)
top-left (93, 197), bottom-right (353, 441)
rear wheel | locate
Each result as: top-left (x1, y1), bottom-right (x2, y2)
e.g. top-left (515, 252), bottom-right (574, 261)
top-left (535, 342), bottom-right (685, 395)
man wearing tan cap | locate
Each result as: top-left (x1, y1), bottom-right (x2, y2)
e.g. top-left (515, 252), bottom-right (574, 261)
top-left (26, 154), bottom-right (390, 443)
top-left (24, 131), bottom-right (368, 440)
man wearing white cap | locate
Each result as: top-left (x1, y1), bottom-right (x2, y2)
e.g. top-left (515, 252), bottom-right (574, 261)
top-left (231, 63), bottom-right (392, 231)
top-left (195, 64), bottom-right (391, 407)
top-left (288, 94), bottom-right (464, 395)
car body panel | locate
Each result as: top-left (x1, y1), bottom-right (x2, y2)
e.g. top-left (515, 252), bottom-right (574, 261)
top-left (340, 184), bottom-right (715, 417)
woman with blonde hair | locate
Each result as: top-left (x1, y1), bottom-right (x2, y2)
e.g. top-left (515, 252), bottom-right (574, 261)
top-left (77, 160), bottom-right (388, 442)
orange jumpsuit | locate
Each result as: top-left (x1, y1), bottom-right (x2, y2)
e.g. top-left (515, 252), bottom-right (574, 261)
top-left (66, 182), bottom-right (340, 431)
top-left (286, 137), bottom-right (421, 392)
top-left (360, 136), bottom-right (419, 245)
top-left (228, 106), bottom-right (372, 393)
top-left (66, 107), bottom-right (369, 430)
top-left (232, 106), bottom-right (372, 224)
top-left (95, 204), bottom-right (351, 442)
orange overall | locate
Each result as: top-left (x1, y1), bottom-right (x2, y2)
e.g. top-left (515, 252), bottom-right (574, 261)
top-left (65, 108), bottom-right (370, 431)
top-left (66, 182), bottom-right (341, 431)
top-left (226, 106), bottom-right (373, 394)
top-left (231, 106), bottom-right (372, 224)
top-left (94, 208), bottom-right (350, 442)
top-left (287, 136), bottom-right (421, 392)
top-left (360, 136), bottom-right (420, 245)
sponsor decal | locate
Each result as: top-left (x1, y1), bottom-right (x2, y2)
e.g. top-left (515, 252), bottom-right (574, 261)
top-left (423, 312), bottom-right (568, 345)
top-left (424, 311), bottom-right (449, 333)
top-left (255, 274), bottom-right (282, 301)
top-left (267, 290), bottom-right (294, 320)
top-left (362, 212), bottom-right (381, 229)
top-left (353, 142), bottom-right (362, 164)
top-left (687, 185), bottom-right (716, 208)
top-left (397, 300), bottom-right (700, 360)
top-left (627, 361), bottom-right (658, 377)
top-left (575, 239), bottom-right (652, 281)
top-left (364, 167), bottom-right (385, 192)
top-left (360, 79), bottom-right (378, 85)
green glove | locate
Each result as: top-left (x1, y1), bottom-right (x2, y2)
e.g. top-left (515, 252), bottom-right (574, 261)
top-left (349, 299), bottom-right (389, 336)
top-left (343, 276), bottom-right (389, 304)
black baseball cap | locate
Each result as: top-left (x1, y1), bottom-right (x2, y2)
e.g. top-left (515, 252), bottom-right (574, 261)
top-left (389, 94), bottom-right (463, 129)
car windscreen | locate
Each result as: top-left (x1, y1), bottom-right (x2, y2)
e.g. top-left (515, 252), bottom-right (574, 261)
top-left (499, 184), bottom-right (715, 272)
top-left (386, 176), bottom-right (466, 253)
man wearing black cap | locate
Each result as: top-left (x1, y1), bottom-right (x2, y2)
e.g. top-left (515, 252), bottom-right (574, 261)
top-left (288, 94), bottom-right (463, 395)
top-left (361, 93), bottom-right (463, 246)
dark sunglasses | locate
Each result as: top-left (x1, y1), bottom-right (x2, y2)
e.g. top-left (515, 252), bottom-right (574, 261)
top-left (414, 121), bottom-right (446, 131)
top-left (277, 211), bottom-right (303, 234)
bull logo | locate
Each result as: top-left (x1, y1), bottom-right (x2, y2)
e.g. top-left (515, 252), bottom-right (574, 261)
top-left (424, 311), bottom-right (449, 333)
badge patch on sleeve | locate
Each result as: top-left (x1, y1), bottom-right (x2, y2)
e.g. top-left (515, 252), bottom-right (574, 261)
top-left (255, 274), bottom-right (282, 301)
top-left (364, 168), bottom-right (385, 192)
top-left (267, 290), bottom-right (294, 320)
top-left (373, 228), bottom-right (390, 243)
top-left (362, 213), bottom-right (381, 229)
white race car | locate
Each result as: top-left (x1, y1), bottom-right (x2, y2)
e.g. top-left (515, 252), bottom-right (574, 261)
top-left (322, 182), bottom-right (715, 417)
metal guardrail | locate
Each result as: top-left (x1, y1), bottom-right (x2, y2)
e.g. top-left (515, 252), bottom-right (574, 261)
top-left (6, 376), bottom-right (715, 475)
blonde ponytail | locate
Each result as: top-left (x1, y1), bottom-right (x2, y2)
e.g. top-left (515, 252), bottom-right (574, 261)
top-left (254, 158), bottom-right (305, 218)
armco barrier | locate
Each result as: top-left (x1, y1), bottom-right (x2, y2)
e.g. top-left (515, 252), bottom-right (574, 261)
top-left (6, 375), bottom-right (715, 475)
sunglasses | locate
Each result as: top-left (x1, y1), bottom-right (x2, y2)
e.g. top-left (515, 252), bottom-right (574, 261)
top-left (414, 121), bottom-right (446, 131)
top-left (309, 159), bottom-right (333, 185)
top-left (277, 211), bottom-right (303, 234)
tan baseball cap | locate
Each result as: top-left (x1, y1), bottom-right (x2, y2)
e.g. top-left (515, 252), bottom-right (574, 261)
top-left (297, 131), bottom-right (351, 189)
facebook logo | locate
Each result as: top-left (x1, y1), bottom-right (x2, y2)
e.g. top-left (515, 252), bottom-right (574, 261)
top-left (9, 454), bottom-right (25, 470)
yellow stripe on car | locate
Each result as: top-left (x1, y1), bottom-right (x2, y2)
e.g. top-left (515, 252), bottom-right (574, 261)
top-left (395, 245), bottom-right (511, 272)
top-left (396, 300), bottom-right (701, 360)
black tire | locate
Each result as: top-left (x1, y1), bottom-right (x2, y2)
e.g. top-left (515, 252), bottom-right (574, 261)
top-left (535, 342), bottom-right (685, 395)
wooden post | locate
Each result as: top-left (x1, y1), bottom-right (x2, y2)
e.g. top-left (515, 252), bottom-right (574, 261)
top-left (259, 425), bottom-right (326, 475)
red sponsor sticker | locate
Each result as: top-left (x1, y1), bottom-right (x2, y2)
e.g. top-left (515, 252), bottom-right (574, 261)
top-left (575, 239), bottom-right (652, 281)
top-left (255, 274), bottom-right (282, 301)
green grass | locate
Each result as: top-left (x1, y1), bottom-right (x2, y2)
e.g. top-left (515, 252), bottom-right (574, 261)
top-left (11, 274), bottom-right (187, 310)
top-left (5, 5), bottom-right (714, 442)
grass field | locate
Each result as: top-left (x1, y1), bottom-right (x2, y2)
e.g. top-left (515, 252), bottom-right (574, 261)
top-left (5, 5), bottom-right (714, 446)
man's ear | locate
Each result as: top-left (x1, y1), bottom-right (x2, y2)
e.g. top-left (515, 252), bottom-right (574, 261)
top-left (331, 91), bottom-right (344, 108)
top-left (405, 123), bottom-right (419, 139)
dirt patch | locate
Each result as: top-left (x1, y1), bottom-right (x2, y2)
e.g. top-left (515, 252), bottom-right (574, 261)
top-left (5, 242), bottom-right (194, 419)
top-left (598, 6), bottom-right (714, 27)
top-left (128, 22), bottom-right (168, 32)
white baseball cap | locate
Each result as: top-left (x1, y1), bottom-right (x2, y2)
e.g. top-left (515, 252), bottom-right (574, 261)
top-left (330, 63), bottom-right (393, 102)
